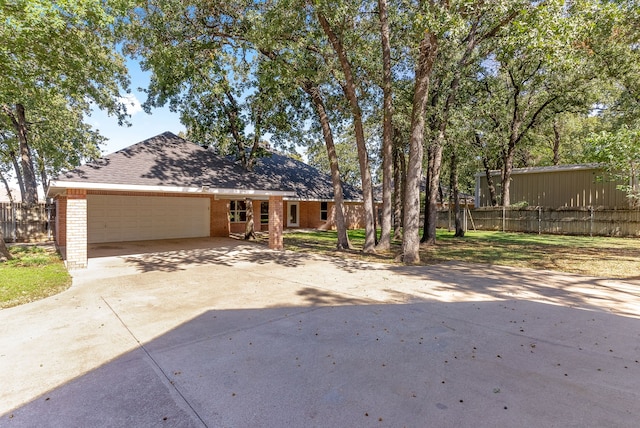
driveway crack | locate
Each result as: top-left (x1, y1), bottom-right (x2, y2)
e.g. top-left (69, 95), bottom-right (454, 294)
top-left (101, 296), bottom-right (208, 428)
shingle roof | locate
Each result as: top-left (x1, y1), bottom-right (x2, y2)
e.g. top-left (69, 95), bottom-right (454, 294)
top-left (50, 132), bottom-right (362, 201)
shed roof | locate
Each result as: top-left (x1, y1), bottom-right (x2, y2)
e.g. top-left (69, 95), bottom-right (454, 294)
top-left (48, 132), bottom-right (362, 201)
top-left (475, 163), bottom-right (603, 178)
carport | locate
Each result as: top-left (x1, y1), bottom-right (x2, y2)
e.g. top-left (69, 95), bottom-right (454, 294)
top-left (47, 132), bottom-right (295, 268)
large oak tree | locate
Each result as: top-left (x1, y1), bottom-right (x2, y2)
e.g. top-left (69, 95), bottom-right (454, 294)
top-left (0, 0), bottom-right (130, 204)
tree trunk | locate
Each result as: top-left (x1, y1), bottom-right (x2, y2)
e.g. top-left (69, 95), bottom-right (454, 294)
top-left (36, 149), bottom-right (49, 198)
top-left (0, 179), bottom-right (13, 263)
top-left (244, 198), bottom-right (256, 240)
top-left (501, 68), bottom-right (557, 208)
top-left (476, 131), bottom-right (499, 206)
top-left (552, 120), bottom-right (561, 165)
top-left (421, 144), bottom-right (433, 242)
top-left (15, 104), bottom-right (38, 203)
top-left (0, 172), bottom-right (15, 258)
top-left (9, 150), bottom-right (26, 201)
top-left (423, 135), bottom-right (444, 245)
top-left (247, 107), bottom-right (263, 171)
top-left (0, 170), bottom-right (15, 204)
top-left (371, 184), bottom-right (378, 245)
top-left (501, 113), bottom-right (521, 207)
top-left (223, 90), bottom-right (248, 168)
top-left (450, 151), bottom-right (464, 237)
top-left (0, 229), bottom-right (12, 262)
top-left (303, 81), bottom-right (351, 249)
top-left (482, 156), bottom-right (498, 206)
top-left (630, 163), bottom-right (639, 209)
top-left (392, 131), bottom-right (405, 241)
top-left (501, 92), bottom-right (557, 206)
top-left (421, 12), bottom-right (511, 242)
top-left (375, 0), bottom-right (393, 251)
top-left (402, 31), bottom-right (438, 263)
top-left (317, 11), bottom-right (376, 253)
top-left (501, 134), bottom-right (518, 207)
top-left (4, 104), bottom-right (38, 203)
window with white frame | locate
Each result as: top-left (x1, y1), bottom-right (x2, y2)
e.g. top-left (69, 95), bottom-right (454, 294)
top-left (230, 200), bottom-right (247, 223)
top-left (320, 201), bottom-right (328, 221)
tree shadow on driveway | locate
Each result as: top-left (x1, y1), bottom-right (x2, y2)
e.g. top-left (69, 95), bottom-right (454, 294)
top-left (87, 238), bottom-right (640, 322)
top-left (106, 238), bottom-right (379, 274)
top-left (88, 238), bottom-right (308, 272)
top-left (3, 300), bottom-right (639, 427)
top-left (388, 261), bottom-right (640, 320)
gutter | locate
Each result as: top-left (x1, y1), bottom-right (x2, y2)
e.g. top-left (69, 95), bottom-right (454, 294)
top-left (46, 181), bottom-right (296, 198)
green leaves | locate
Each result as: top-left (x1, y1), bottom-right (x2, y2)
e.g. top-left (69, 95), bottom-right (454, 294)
top-left (585, 126), bottom-right (640, 207)
top-left (1, 0), bottom-right (131, 201)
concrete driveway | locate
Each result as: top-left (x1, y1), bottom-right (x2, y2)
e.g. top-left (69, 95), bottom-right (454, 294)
top-left (1, 237), bottom-right (639, 427)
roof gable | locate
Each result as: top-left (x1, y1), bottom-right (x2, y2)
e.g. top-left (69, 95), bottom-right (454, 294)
top-left (50, 132), bottom-right (361, 201)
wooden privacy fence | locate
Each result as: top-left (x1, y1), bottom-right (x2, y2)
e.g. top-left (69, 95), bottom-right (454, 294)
top-left (1, 203), bottom-right (54, 242)
top-left (437, 207), bottom-right (640, 237)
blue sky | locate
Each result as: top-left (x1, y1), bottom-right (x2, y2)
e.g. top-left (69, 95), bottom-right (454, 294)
top-left (88, 59), bottom-right (185, 155)
top-left (3, 61), bottom-right (184, 198)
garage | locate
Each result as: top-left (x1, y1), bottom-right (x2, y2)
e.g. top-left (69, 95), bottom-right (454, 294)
top-left (47, 132), bottom-right (301, 268)
top-left (87, 195), bottom-right (210, 244)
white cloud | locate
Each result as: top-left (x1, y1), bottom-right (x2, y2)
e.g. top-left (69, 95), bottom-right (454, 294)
top-left (119, 94), bottom-right (143, 116)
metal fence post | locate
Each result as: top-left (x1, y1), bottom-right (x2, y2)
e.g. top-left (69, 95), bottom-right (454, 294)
top-left (463, 205), bottom-right (467, 232)
top-left (12, 203), bottom-right (17, 242)
top-left (538, 206), bottom-right (542, 235)
top-left (46, 201), bottom-right (53, 239)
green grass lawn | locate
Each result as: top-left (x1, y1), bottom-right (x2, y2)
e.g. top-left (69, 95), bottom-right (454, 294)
top-left (3, 231), bottom-right (637, 309)
top-left (283, 229), bottom-right (640, 279)
top-left (0, 245), bottom-right (72, 309)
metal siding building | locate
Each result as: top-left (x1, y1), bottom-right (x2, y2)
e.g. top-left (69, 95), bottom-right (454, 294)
top-left (475, 164), bottom-right (629, 209)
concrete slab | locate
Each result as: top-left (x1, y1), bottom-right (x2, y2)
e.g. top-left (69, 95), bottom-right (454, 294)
top-left (1, 239), bottom-right (639, 427)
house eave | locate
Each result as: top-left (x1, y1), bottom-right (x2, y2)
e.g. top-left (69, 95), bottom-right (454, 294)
top-left (283, 197), bottom-right (364, 203)
top-left (46, 181), bottom-right (296, 198)
top-left (474, 163), bottom-right (603, 178)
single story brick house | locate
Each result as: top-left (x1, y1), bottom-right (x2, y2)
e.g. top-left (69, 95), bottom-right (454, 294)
top-left (47, 132), bottom-right (366, 269)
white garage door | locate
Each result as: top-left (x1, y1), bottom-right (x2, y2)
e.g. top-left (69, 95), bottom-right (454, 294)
top-left (88, 195), bottom-right (210, 244)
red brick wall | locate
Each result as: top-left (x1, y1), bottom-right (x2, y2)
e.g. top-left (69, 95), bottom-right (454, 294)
top-left (298, 201), bottom-right (322, 229)
top-left (291, 201), bottom-right (371, 230)
top-left (227, 199), bottom-right (265, 234)
top-left (268, 196), bottom-right (283, 250)
top-left (342, 203), bottom-right (367, 229)
top-left (55, 196), bottom-right (67, 248)
top-left (252, 200), bottom-right (263, 232)
top-left (210, 198), bottom-right (230, 237)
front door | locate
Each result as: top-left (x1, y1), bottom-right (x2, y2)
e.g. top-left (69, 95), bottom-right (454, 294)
top-left (287, 202), bottom-right (299, 227)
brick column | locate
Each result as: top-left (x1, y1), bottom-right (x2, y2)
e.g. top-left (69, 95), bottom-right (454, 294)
top-left (55, 196), bottom-right (67, 249)
top-left (252, 200), bottom-right (262, 232)
top-left (210, 198), bottom-right (230, 237)
top-left (268, 196), bottom-right (283, 250)
top-left (66, 189), bottom-right (87, 269)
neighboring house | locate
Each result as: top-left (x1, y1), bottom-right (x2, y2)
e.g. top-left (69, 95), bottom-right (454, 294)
top-left (0, 186), bottom-right (47, 203)
top-left (475, 164), bottom-right (629, 209)
top-left (0, 187), bottom-right (21, 203)
top-left (0, 188), bottom-right (14, 203)
top-left (47, 132), bottom-right (366, 269)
